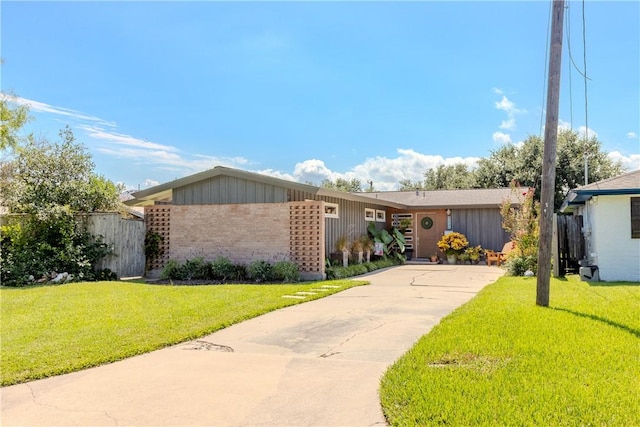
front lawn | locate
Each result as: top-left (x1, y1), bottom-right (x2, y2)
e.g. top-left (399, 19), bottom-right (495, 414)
top-left (0, 280), bottom-right (366, 386)
top-left (380, 276), bottom-right (640, 426)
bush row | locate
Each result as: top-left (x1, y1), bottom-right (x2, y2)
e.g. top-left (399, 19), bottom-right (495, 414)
top-left (160, 257), bottom-right (301, 283)
top-left (325, 258), bottom-right (396, 280)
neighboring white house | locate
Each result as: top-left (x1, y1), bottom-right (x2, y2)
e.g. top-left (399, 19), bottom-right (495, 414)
top-left (560, 170), bottom-right (640, 282)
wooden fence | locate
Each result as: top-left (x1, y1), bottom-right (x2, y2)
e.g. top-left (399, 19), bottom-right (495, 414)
top-left (553, 213), bottom-right (585, 277)
top-left (78, 213), bottom-right (145, 278)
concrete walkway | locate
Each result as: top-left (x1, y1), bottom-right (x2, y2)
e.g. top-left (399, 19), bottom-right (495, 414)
top-left (1, 264), bottom-right (504, 426)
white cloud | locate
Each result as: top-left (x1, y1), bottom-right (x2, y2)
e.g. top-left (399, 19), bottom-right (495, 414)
top-left (577, 126), bottom-right (597, 140)
top-left (492, 131), bottom-right (512, 144)
top-left (0, 94), bottom-right (116, 127)
top-left (499, 118), bottom-right (516, 130)
top-left (143, 179), bottom-right (159, 188)
top-left (627, 131), bottom-right (638, 139)
top-left (607, 151), bottom-right (640, 171)
top-left (78, 125), bottom-right (178, 152)
top-left (281, 149), bottom-right (480, 191)
top-left (493, 92), bottom-right (525, 141)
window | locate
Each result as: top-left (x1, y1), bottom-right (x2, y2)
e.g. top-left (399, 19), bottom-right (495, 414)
top-left (364, 208), bottom-right (375, 221)
top-left (376, 210), bottom-right (386, 222)
top-left (632, 197), bottom-right (640, 238)
top-left (325, 202), bottom-right (339, 219)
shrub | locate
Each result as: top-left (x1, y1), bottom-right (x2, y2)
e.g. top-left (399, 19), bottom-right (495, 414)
top-left (211, 256), bottom-right (235, 281)
top-left (247, 260), bottom-right (273, 283)
top-left (272, 260), bottom-right (300, 282)
top-left (505, 255), bottom-right (537, 276)
top-left (181, 257), bottom-right (210, 280)
top-left (230, 264), bottom-right (248, 282)
top-left (0, 214), bottom-right (113, 286)
top-left (160, 259), bottom-right (182, 280)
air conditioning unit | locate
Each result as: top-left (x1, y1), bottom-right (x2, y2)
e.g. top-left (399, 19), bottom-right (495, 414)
top-left (579, 266), bottom-right (599, 282)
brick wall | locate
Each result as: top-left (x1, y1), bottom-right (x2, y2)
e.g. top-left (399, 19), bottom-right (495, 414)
top-left (146, 201), bottom-right (326, 280)
top-left (170, 203), bottom-right (291, 265)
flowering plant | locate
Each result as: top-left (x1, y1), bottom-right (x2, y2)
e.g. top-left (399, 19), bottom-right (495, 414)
top-left (437, 232), bottom-right (469, 256)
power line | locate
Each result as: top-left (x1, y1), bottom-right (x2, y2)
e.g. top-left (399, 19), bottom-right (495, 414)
top-left (582, 0), bottom-right (590, 185)
top-left (565, 2), bottom-right (573, 128)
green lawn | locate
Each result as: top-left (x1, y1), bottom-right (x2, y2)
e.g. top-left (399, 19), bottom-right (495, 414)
top-left (0, 280), bottom-right (366, 386)
top-left (380, 276), bottom-right (640, 426)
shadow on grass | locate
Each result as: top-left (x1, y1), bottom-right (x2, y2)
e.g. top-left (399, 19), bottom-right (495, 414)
top-left (549, 306), bottom-right (640, 338)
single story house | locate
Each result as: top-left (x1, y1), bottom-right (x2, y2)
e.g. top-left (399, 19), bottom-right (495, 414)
top-left (127, 166), bottom-right (522, 279)
top-left (560, 169), bottom-right (640, 282)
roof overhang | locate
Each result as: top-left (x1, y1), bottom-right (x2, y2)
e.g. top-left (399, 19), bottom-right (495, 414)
top-left (560, 188), bottom-right (640, 213)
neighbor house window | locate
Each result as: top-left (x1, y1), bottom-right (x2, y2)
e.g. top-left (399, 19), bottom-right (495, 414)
top-left (376, 210), bottom-right (386, 222)
top-left (325, 202), bottom-right (339, 219)
top-left (364, 208), bottom-right (375, 221)
top-left (632, 197), bottom-right (640, 238)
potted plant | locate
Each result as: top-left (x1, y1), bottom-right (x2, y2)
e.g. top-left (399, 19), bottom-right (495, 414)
top-left (465, 245), bottom-right (484, 264)
top-left (335, 235), bottom-right (350, 267)
top-left (430, 253), bottom-right (439, 263)
top-left (351, 238), bottom-right (364, 264)
top-left (437, 232), bottom-right (469, 264)
top-left (358, 234), bottom-right (374, 263)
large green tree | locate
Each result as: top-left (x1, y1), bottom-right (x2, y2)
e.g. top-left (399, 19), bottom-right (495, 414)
top-left (474, 129), bottom-right (624, 209)
top-left (1, 93), bottom-right (31, 150)
top-left (1, 126), bottom-right (121, 214)
top-left (423, 164), bottom-right (478, 190)
top-left (321, 177), bottom-right (363, 193)
top-left (1, 126), bottom-right (123, 285)
top-left (407, 129), bottom-right (624, 210)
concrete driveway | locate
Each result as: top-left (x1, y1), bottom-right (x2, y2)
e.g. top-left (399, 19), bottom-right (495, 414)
top-left (1, 264), bottom-right (504, 426)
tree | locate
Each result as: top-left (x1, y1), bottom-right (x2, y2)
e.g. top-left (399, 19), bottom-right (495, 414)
top-left (1, 126), bottom-right (122, 214)
top-left (0, 126), bottom-right (123, 285)
top-left (398, 179), bottom-right (424, 191)
top-left (1, 92), bottom-right (31, 150)
top-left (474, 129), bottom-right (623, 209)
top-left (423, 164), bottom-right (477, 190)
top-left (321, 177), bottom-right (363, 193)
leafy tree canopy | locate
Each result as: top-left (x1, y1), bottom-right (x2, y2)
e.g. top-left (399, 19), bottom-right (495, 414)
top-left (1, 126), bottom-right (123, 214)
top-left (406, 129), bottom-right (624, 210)
top-left (321, 177), bottom-right (363, 193)
top-left (1, 92), bottom-right (31, 150)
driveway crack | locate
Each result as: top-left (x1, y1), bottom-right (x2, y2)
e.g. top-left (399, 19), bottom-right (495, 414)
top-left (318, 321), bottom-right (386, 358)
top-left (26, 383), bottom-right (120, 425)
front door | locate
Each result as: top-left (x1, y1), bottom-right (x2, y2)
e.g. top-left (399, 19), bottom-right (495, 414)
top-left (416, 212), bottom-right (439, 259)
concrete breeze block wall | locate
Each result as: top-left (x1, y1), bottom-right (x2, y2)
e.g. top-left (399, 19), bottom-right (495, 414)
top-left (170, 203), bottom-right (291, 266)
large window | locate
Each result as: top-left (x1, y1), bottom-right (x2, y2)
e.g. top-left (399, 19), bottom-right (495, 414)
top-left (632, 197), bottom-right (640, 238)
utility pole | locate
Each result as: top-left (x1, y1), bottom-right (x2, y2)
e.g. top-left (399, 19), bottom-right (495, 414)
top-left (537, 0), bottom-right (565, 307)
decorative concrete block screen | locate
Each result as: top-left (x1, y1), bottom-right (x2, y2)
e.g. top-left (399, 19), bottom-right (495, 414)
top-left (144, 206), bottom-right (171, 272)
top-left (289, 201), bottom-right (325, 280)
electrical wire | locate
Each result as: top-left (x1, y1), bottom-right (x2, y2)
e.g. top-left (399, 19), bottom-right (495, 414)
top-left (566, 2), bottom-right (573, 128)
top-left (582, 0), bottom-right (590, 184)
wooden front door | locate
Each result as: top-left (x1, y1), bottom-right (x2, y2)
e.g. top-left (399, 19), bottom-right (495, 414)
top-left (416, 212), bottom-right (440, 259)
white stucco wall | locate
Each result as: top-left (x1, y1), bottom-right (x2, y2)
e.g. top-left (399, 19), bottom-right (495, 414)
top-left (586, 195), bottom-right (640, 282)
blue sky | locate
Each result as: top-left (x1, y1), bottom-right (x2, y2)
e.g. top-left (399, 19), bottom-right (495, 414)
top-left (2, 1), bottom-right (638, 191)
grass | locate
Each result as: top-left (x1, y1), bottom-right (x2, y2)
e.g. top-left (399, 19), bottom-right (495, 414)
top-left (0, 279), bottom-right (366, 386)
top-left (380, 275), bottom-right (640, 426)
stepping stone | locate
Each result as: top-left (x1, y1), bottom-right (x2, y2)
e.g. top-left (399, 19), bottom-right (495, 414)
top-left (282, 295), bottom-right (306, 299)
top-left (296, 291), bottom-right (317, 295)
top-left (321, 285), bottom-right (341, 289)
